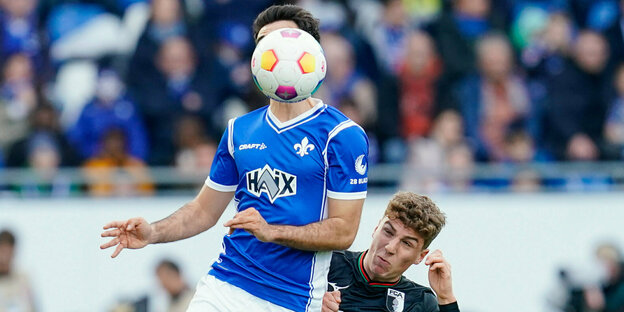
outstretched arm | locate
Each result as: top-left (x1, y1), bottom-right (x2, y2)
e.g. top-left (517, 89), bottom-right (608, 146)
top-left (224, 197), bottom-right (364, 251)
top-left (101, 185), bottom-right (234, 257)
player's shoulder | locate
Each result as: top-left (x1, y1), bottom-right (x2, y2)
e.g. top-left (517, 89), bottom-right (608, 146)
top-left (331, 250), bottom-right (360, 263)
top-left (231, 105), bottom-right (268, 126)
top-left (399, 276), bottom-right (436, 297)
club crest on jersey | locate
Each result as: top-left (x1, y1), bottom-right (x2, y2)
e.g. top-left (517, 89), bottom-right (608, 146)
top-left (355, 154), bottom-right (367, 175)
top-left (246, 165), bottom-right (297, 203)
top-left (294, 137), bottom-right (315, 157)
top-left (386, 289), bottom-right (405, 312)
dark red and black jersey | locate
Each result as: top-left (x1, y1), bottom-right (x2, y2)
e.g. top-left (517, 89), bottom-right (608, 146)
top-left (327, 250), bottom-right (460, 312)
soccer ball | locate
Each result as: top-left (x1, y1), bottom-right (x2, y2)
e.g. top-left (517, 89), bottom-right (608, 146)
top-left (251, 28), bottom-right (326, 103)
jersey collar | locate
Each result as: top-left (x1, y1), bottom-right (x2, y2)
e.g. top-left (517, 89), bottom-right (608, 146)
top-left (266, 98), bottom-right (326, 133)
top-left (357, 250), bottom-right (402, 287)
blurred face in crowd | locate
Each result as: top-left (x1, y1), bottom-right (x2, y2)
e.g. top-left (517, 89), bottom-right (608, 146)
top-left (322, 32), bottom-right (354, 83)
top-left (2, 54), bottom-right (33, 84)
top-left (432, 110), bottom-right (463, 146)
top-left (455, 0), bottom-right (490, 18)
top-left (156, 264), bottom-right (185, 295)
top-left (151, 0), bottom-right (181, 25)
top-left (383, 0), bottom-right (407, 27)
top-left (158, 37), bottom-right (196, 79)
top-left (0, 242), bottom-right (14, 275)
top-left (477, 36), bottom-right (513, 82)
top-left (574, 31), bottom-right (608, 74)
top-left (542, 13), bottom-right (573, 52)
top-left (1, 0), bottom-right (37, 18)
top-left (405, 31), bottom-right (436, 74)
top-left (364, 217), bottom-right (429, 282)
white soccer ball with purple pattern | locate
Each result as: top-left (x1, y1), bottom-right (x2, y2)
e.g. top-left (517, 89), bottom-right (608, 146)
top-left (251, 28), bottom-right (326, 103)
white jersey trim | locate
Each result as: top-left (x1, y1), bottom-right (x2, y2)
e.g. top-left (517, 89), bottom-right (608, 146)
top-left (227, 118), bottom-right (235, 158)
top-left (322, 120), bottom-right (357, 166)
top-left (326, 190), bottom-right (367, 200)
top-left (205, 177), bottom-right (237, 192)
top-left (266, 99), bottom-right (327, 133)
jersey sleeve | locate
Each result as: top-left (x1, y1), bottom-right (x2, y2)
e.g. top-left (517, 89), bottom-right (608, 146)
top-left (325, 123), bottom-right (369, 199)
top-left (205, 119), bottom-right (239, 192)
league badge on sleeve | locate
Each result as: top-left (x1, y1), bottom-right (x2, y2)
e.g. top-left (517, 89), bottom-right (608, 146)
top-left (355, 154), bottom-right (367, 175)
top-left (386, 289), bottom-right (405, 312)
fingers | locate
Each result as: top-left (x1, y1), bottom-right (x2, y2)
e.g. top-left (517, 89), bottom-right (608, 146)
top-left (429, 262), bottom-right (446, 272)
top-left (331, 290), bottom-right (341, 303)
top-left (100, 237), bottom-right (119, 250)
top-left (111, 243), bottom-right (124, 258)
top-left (425, 249), bottom-right (444, 265)
top-left (101, 229), bottom-right (121, 238)
top-left (103, 220), bottom-right (127, 230)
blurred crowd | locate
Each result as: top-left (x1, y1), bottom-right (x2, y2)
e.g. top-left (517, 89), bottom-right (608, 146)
top-left (2, 0), bottom-right (624, 195)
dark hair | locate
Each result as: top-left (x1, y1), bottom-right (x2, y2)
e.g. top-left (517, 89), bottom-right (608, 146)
top-left (384, 192), bottom-right (446, 249)
top-left (0, 230), bottom-right (16, 246)
top-left (252, 4), bottom-right (321, 44)
top-left (156, 259), bottom-right (180, 274)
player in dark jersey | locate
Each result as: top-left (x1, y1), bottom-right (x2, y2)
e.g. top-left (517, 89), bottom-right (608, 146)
top-left (322, 192), bottom-right (459, 312)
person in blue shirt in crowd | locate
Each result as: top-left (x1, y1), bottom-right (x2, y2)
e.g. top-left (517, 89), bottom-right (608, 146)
top-left (100, 4), bottom-right (369, 312)
top-left (67, 67), bottom-right (148, 161)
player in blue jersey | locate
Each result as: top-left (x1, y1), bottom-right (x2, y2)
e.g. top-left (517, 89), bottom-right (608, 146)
top-left (100, 4), bottom-right (368, 312)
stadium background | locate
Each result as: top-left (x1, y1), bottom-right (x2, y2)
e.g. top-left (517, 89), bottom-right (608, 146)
top-left (2, 0), bottom-right (624, 311)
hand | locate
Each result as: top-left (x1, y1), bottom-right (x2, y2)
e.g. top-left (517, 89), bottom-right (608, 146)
top-left (223, 208), bottom-right (274, 242)
top-left (425, 249), bottom-right (456, 305)
top-left (100, 217), bottom-right (152, 258)
top-left (322, 290), bottom-right (341, 312)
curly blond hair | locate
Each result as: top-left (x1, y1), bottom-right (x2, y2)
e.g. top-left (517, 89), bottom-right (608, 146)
top-left (384, 192), bottom-right (446, 249)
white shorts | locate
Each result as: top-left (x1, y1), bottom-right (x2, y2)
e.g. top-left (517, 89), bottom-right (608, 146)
top-left (186, 274), bottom-right (297, 312)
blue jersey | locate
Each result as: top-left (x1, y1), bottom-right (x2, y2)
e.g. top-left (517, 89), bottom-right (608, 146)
top-left (205, 99), bottom-right (369, 312)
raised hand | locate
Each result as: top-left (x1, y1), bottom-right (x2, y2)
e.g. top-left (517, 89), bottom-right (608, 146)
top-left (425, 249), bottom-right (456, 305)
top-left (322, 290), bottom-right (341, 312)
top-left (100, 217), bottom-right (153, 258)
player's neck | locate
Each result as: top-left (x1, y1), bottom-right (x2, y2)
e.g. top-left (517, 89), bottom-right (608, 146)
top-left (269, 98), bottom-right (316, 122)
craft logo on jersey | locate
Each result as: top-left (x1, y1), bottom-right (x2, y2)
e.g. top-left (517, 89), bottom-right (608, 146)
top-left (386, 289), bottom-right (405, 312)
top-left (246, 165), bottom-right (297, 203)
top-left (294, 137), bottom-right (315, 157)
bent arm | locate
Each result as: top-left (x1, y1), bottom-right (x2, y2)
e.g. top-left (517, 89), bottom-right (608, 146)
top-left (268, 197), bottom-right (364, 251)
top-left (150, 185), bottom-right (234, 244)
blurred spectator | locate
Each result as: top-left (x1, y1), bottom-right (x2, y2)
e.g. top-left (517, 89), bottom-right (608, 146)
top-left (67, 68), bottom-right (148, 161)
top-left (127, 0), bottom-right (189, 90)
top-left (0, 0), bottom-right (44, 68)
top-left (367, 0), bottom-right (411, 75)
top-left (427, 0), bottom-right (499, 112)
top-left (173, 115), bottom-right (216, 176)
top-left (6, 104), bottom-right (78, 168)
top-left (456, 33), bottom-right (533, 162)
top-left (83, 128), bottom-right (154, 196)
top-left (0, 53), bottom-right (37, 150)
top-left (0, 229), bottom-right (37, 312)
top-left (316, 32), bottom-right (376, 129)
top-left (605, 64), bottom-right (624, 160)
top-left (131, 37), bottom-right (224, 165)
top-left (522, 12), bottom-right (574, 79)
top-left (155, 259), bottom-right (193, 312)
top-left (584, 243), bottom-right (624, 312)
top-left (397, 30), bottom-right (442, 139)
top-left (402, 109), bottom-right (473, 192)
top-left (6, 104), bottom-right (78, 196)
top-left (544, 30), bottom-right (611, 161)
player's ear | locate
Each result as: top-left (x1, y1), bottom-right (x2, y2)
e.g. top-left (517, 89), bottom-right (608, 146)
top-left (414, 249), bottom-right (429, 265)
